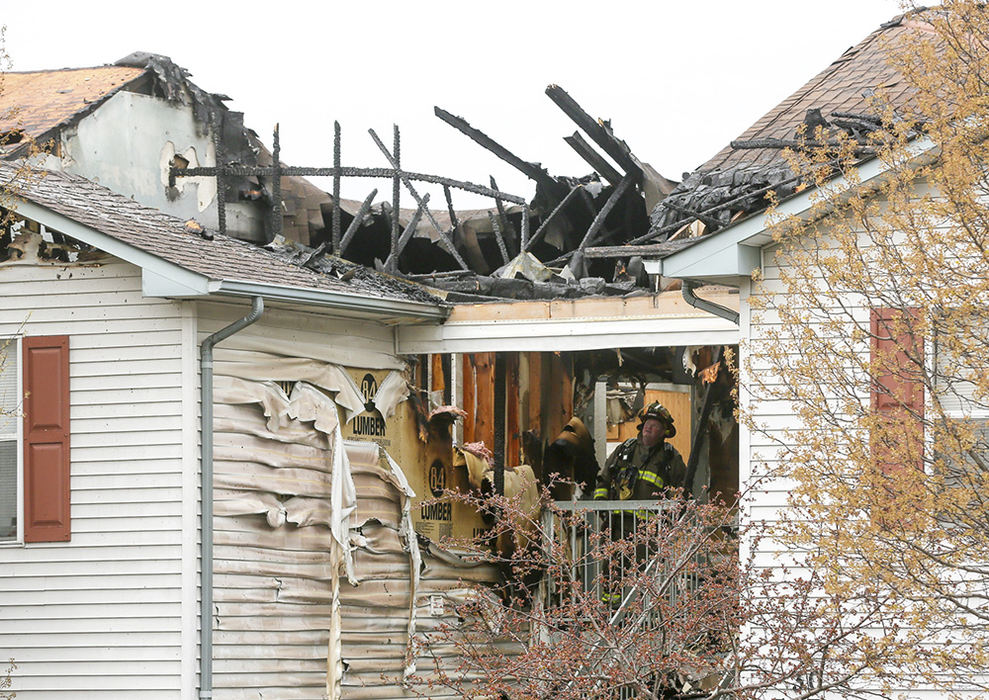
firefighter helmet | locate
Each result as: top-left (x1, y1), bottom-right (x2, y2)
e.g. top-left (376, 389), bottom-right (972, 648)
top-left (637, 401), bottom-right (676, 437)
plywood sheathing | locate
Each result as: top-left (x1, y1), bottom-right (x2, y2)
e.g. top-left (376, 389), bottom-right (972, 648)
top-left (470, 353), bottom-right (496, 450)
top-left (544, 353), bottom-right (574, 445)
top-left (461, 354), bottom-right (476, 444)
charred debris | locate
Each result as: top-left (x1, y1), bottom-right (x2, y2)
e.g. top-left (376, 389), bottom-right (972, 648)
top-left (170, 85), bottom-right (870, 304)
top-left (0, 51), bottom-right (901, 303)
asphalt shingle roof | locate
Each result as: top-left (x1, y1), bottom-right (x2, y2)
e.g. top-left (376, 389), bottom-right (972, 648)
top-left (696, 14), bottom-right (927, 174)
top-left (1, 166), bottom-right (442, 306)
top-left (649, 13), bottom-right (933, 239)
top-left (0, 66), bottom-right (146, 139)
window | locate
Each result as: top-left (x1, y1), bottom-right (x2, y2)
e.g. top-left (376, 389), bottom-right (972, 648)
top-left (0, 338), bottom-right (19, 542)
top-left (1, 335), bottom-right (71, 544)
top-left (933, 323), bottom-right (989, 491)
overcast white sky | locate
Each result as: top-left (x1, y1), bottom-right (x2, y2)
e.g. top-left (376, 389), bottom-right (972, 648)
top-left (4, 1), bottom-right (905, 206)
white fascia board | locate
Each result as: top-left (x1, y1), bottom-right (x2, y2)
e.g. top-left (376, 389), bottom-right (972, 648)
top-left (397, 314), bottom-right (739, 354)
top-left (658, 136), bottom-right (938, 283)
top-left (142, 267), bottom-right (214, 297)
top-left (11, 197), bottom-right (212, 293)
top-left (217, 280), bottom-right (449, 321)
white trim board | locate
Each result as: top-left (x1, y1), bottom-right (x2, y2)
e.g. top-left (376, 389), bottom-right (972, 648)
top-left (397, 314), bottom-right (739, 353)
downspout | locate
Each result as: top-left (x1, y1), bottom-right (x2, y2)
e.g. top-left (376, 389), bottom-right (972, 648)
top-left (681, 279), bottom-right (739, 326)
top-left (199, 296), bottom-right (264, 700)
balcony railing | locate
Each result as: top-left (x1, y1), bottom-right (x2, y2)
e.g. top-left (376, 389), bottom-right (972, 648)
top-left (539, 498), bottom-right (737, 624)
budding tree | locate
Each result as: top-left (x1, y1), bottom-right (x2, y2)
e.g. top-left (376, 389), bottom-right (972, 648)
top-left (749, 1), bottom-right (989, 694)
top-left (409, 475), bottom-right (921, 700)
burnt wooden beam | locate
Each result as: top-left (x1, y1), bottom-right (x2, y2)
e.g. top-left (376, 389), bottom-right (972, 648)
top-left (390, 125), bottom-right (401, 265)
top-left (731, 137), bottom-right (874, 153)
top-left (487, 211), bottom-right (511, 266)
top-left (332, 121), bottom-right (342, 254)
top-left (179, 163), bottom-right (526, 204)
top-left (523, 185), bottom-right (582, 253)
top-left (434, 106), bottom-right (557, 191)
top-left (490, 175), bottom-right (517, 256)
top-left (443, 184), bottom-right (460, 237)
top-left (830, 111), bottom-right (882, 125)
top-left (660, 199), bottom-right (723, 231)
top-left (567, 174), bottom-right (635, 275)
top-left (368, 127), bottom-right (470, 270)
top-left (563, 131), bottom-right (623, 186)
top-left (545, 85), bottom-right (642, 182)
top-left (270, 124), bottom-right (283, 240)
top-left (384, 194), bottom-right (430, 272)
top-left (337, 189), bottom-right (378, 256)
top-left (582, 243), bottom-right (685, 259)
top-left (303, 187), bottom-right (378, 268)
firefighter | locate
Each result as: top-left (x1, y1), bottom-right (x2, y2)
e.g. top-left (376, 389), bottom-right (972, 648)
top-left (593, 401), bottom-right (686, 502)
top-left (593, 401), bottom-right (687, 608)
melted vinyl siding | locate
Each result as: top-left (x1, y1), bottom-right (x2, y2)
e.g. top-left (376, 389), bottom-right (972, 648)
top-left (340, 447), bottom-right (501, 700)
top-left (210, 328), bottom-right (339, 700)
top-left (0, 260), bottom-right (187, 698)
top-left (202, 309), bottom-right (502, 700)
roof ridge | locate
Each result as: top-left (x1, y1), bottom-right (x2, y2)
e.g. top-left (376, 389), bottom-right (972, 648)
top-left (0, 64), bottom-right (145, 76)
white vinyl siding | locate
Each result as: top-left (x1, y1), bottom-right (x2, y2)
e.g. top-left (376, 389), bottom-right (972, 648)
top-left (0, 259), bottom-right (190, 698)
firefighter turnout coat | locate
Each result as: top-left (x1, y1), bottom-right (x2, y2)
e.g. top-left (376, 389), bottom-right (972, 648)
top-left (593, 437), bottom-right (687, 501)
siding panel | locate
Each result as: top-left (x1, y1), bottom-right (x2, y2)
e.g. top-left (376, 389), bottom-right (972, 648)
top-left (0, 260), bottom-right (187, 698)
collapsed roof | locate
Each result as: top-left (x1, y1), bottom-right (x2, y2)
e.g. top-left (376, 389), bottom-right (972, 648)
top-left (0, 10), bottom-right (929, 305)
top-left (293, 11), bottom-right (928, 302)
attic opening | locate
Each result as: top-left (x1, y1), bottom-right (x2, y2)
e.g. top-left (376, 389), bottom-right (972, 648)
top-left (0, 212), bottom-right (96, 264)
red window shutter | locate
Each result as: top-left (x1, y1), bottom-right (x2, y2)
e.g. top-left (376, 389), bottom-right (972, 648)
top-left (870, 308), bottom-right (924, 481)
top-left (22, 335), bottom-right (71, 543)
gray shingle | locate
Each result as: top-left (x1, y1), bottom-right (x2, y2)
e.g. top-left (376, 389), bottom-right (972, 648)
top-left (1, 165), bottom-right (442, 306)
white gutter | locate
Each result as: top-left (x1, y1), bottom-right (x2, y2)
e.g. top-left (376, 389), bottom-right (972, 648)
top-left (216, 279), bottom-right (448, 321)
top-left (199, 297), bottom-right (264, 700)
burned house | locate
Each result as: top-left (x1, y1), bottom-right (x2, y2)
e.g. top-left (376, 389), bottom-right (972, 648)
top-left (0, 8), bottom-right (932, 695)
top-left (0, 49), bottom-right (743, 699)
